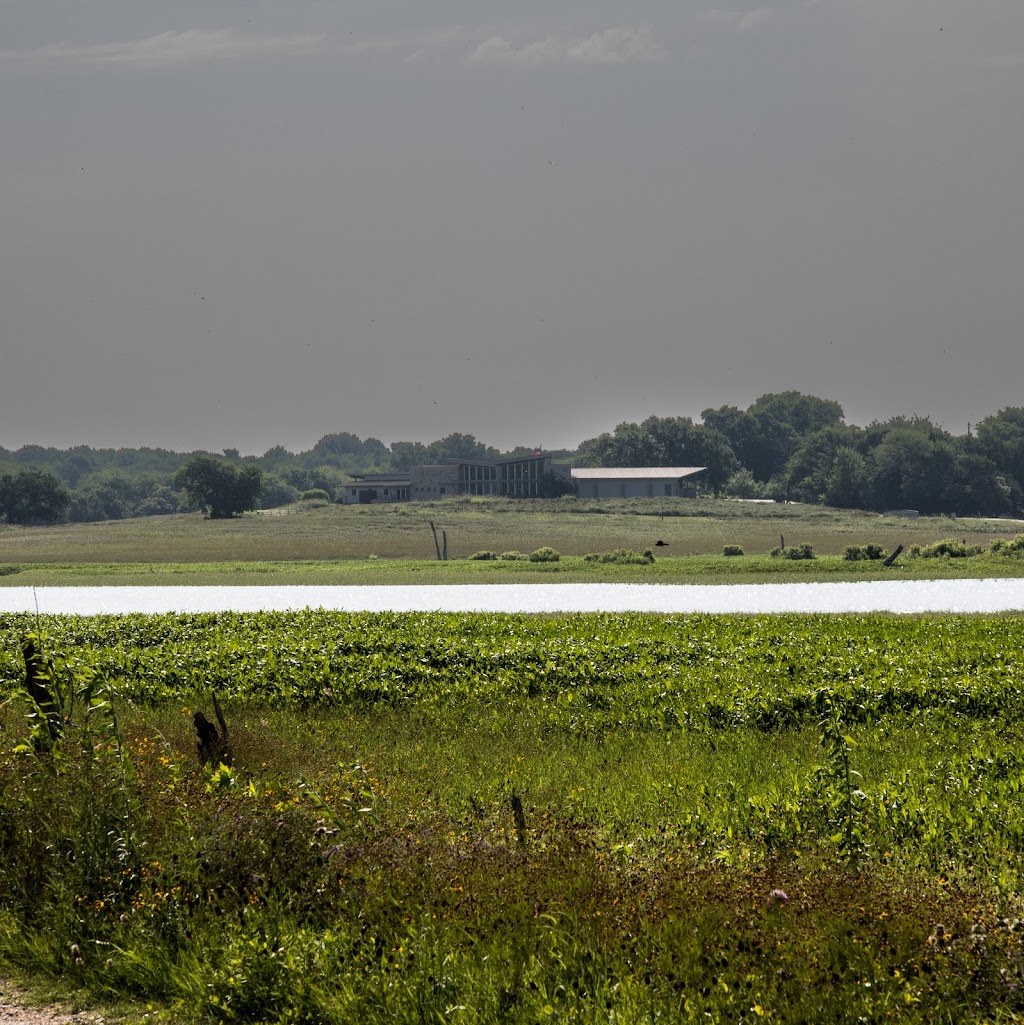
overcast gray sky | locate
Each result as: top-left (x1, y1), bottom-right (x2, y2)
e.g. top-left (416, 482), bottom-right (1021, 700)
top-left (2, 0), bottom-right (1022, 455)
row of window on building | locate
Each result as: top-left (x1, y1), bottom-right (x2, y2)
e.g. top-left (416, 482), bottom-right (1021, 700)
top-left (344, 454), bottom-right (552, 505)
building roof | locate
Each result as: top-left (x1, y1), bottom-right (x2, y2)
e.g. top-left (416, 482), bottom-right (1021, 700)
top-left (349, 473), bottom-right (411, 483)
top-left (441, 452), bottom-right (551, 468)
top-left (570, 467), bottom-right (706, 480)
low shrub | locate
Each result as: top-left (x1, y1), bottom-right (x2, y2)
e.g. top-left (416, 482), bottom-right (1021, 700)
top-left (499, 551), bottom-right (528, 561)
top-left (991, 534), bottom-right (1024, 557)
top-left (770, 543), bottom-right (816, 560)
top-left (528, 547), bottom-right (561, 563)
top-left (583, 549), bottom-right (655, 565)
top-left (0, 565), bottom-right (20, 577)
top-left (299, 489), bottom-right (331, 502)
top-left (909, 538), bottom-right (983, 559)
top-left (722, 545), bottom-right (744, 557)
top-left (843, 543), bottom-right (888, 561)
top-left (468, 551), bottom-right (498, 561)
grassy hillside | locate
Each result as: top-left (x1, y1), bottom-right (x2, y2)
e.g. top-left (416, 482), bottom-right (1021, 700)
top-left (2, 496), bottom-right (1021, 560)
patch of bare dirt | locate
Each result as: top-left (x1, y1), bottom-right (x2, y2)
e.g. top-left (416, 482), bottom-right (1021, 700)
top-left (0, 982), bottom-right (107, 1025)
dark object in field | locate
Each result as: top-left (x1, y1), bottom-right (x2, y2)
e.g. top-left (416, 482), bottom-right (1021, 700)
top-left (194, 695), bottom-right (232, 766)
top-left (21, 637), bottom-right (62, 745)
top-left (883, 544), bottom-right (904, 567)
top-left (511, 794), bottom-right (527, 846)
top-left (654, 540), bottom-right (669, 547)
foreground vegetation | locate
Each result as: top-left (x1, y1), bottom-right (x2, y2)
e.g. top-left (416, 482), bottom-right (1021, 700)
top-left (2, 610), bottom-right (1024, 1022)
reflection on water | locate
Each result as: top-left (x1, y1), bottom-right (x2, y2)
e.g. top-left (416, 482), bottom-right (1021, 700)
top-left (1, 580), bottom-right (1024, 615)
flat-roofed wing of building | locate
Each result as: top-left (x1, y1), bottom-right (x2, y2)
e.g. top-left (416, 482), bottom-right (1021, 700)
top-left (342, 453), bottom-right (556, 503)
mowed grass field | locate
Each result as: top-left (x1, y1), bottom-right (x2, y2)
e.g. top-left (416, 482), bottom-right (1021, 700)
top-left (1, 496), bottom-right (1023, 585)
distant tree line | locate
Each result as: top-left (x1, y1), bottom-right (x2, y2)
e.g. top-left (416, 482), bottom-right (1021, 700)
top-left (0, 433), bottom-right (576, 525)
top-left (2, 395), bottom-right (1024, 524)
top-left (577, 393), bottom-right (1023, 517)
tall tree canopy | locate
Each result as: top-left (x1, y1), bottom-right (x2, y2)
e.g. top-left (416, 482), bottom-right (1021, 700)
top-left (701, 404), bottom-right (799, 482)
top-left (174, 457), bottom-right (263, 519)
top-left (0, 470), bottom-right (71, 525)
top-left (748, 391), bottom-right (845, 438)
top-left (976, 409), bottom-right (1024, 491)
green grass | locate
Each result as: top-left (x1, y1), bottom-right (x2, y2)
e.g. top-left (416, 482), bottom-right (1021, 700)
top-left (2, 611), bottom-right (1024, 1021)
top-left (3, 553), bottom-right (1024, 586)
top-left (2, 496), bottom-right (1024, 585)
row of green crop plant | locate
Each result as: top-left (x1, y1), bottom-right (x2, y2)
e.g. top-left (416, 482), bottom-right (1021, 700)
top-left (3, 612), bottom-right (1023, 731)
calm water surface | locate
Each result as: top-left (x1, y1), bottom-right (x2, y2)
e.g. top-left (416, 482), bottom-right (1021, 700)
top-left (2, 580), bottom-right (1024, 615)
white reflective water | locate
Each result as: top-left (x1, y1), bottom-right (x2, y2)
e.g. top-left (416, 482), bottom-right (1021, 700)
top-left (2, 580), bottom-right (1024, 615)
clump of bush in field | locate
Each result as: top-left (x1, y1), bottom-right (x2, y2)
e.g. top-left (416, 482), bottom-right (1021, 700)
top-left (528, 546), bottom-right (560, 563)
top-left (722, 545), bottom-right (744, 557)
top-left (296, 488), bottom-right (331, 509)
top-left (770, 543), bottom-right (816, 560)
top-left (843, 543), bottom-right (888, 561)
top-left (909, 538), bottom-right (983, 559)
top-left (499, 550), bottom-right (528, 561)
top-left (991, 534), bottom-right (1024, 557)
top-left (0, 565), bottom-right (20, 576)
top-left (584, 548), bottom-right (655, 565)
top-left (468, 551), bottom-right (498, 561)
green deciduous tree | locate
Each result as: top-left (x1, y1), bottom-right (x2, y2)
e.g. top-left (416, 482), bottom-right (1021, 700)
top-left (863, 428), bottom-right (1007, 517)
top-left (174, 457), bottom-right (263, 519)
top-left (258, 473), bottom-right (299, 509)
top-left (0, 470), bottom-right (71, 525)
top-left (976, 409), bottom-right (1024, 509)
top-left (786, 426), bottom-right (864, 504)
top-left (866, 428), bottom-right (941, 512)
top-left (701, 405), bottom-right (799, 482)
top-left (68, 471), bottom-right (168, 522)
top-left (824, 447), bottom-right (868, 509)
top-left (308, 433), bottom-right (390, 473)
top-left (748, 391), bottom-right (845, 437)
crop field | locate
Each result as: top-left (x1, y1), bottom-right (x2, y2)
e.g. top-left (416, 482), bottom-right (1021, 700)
top-left (2, 610), bottom-right (1024, 1022)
